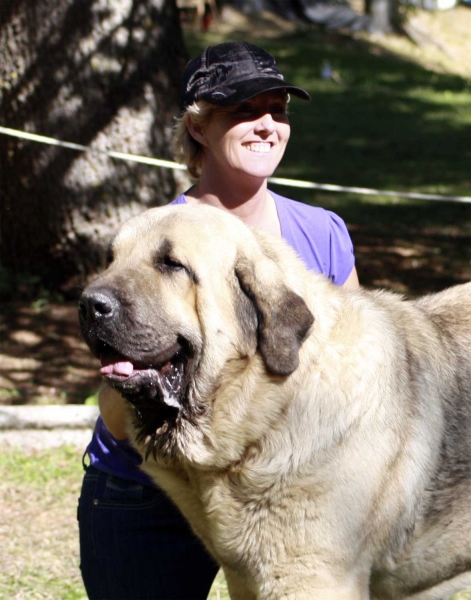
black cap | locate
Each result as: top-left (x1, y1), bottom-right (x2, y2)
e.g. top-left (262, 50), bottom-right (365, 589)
top-left (181, 42), bottom-right (311, 110)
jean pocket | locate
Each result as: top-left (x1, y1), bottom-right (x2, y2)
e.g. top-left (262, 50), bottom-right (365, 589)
top-left (103, 474), bottom-right (144, 501)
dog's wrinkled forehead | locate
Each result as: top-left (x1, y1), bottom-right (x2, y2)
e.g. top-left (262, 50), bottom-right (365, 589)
top-left (112, 204), bottom-right (254, 264)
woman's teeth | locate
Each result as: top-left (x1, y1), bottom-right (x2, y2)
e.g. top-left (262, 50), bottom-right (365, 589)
top-left (243, 143), bottom-right (271, 153)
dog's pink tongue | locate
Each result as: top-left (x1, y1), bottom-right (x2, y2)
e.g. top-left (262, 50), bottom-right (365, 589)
top-left (100, 361), bottom-right (134, 376)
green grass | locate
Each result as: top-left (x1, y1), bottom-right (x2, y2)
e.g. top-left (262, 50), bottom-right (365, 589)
top-left (0, 446), bottom-right (87, 599)
top-left (0, 445), bottom-right (229, 599)
top-left (0, 445), bottom-right (82, 488)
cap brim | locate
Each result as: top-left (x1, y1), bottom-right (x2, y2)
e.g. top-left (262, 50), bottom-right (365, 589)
top-left (199, 77), bottom-right (311, 106)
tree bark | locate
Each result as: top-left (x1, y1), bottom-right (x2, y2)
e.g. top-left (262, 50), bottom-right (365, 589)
top-left (0, 0), bottom-right (189, 296)
top-left (365, 0), bottom-right (400, 33)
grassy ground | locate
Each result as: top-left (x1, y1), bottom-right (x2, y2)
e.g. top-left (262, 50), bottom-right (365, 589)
top-left (0, 446), bottom-right (86, 599)
top-left (0, 445), bottom-right (230, 599)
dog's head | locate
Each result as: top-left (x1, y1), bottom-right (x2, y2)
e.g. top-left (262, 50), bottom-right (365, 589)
top-left (79, 205), bottom-right (313, 462)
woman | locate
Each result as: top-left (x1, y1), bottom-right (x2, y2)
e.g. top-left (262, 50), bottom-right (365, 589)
top-left (78, 42), bottom-right (359, 600)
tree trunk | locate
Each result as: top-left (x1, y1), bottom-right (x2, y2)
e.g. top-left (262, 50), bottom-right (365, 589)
top-left (0, 0), bottom-right (189, 297)
top-left (365, 0), bottom-right (400, 33)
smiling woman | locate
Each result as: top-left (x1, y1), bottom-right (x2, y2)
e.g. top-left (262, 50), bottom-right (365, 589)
top-left (186, 91), bottom-right (291, 194)
top-left (78, 41), bottom-right (360, 600)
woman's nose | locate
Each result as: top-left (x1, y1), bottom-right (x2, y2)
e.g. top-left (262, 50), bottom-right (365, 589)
top-left (254, 112), bottom-right (276, 134)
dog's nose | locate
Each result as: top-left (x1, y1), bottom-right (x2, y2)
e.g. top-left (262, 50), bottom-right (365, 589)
top-left (79, 290), bottom-right (119, 322)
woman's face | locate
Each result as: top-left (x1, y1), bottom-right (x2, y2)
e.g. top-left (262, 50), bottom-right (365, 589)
top-left (196, 90), bottom-right (291, 181)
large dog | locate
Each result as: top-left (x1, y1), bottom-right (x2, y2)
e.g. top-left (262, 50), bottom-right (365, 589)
top-left (79, 204), bottom-right (471, 600)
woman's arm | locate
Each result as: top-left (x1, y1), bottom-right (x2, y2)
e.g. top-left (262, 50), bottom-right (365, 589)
top-left (342, 266), bottom-right (360, 290)
top-left (98, 383), bottom-right (130, 440)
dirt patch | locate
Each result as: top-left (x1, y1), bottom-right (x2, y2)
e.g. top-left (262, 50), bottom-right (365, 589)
top-left (0, 303), bottom-right (101, 405)
top-left (350, 219), bottom-right (471, 293)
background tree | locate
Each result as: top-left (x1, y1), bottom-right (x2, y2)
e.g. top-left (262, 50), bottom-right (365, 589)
top-left (0, 0), bottom-right (188, 297)
top-left (365, 0), bottom-right (401, 33)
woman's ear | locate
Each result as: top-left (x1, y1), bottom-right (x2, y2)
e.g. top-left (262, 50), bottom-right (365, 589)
top-left (186, 115), bottom-right (207, 147)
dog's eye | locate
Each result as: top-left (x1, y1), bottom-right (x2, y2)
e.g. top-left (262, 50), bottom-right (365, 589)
top-left (157, 255), bottom-right (186, 273)
top-left (106, 242), bottom-right (114, 267)
top-left (164, 256), bottom-right (185, 270)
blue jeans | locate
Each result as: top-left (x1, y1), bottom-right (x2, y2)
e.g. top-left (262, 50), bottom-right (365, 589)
top-left (78, 465), bottom-right (219, 600)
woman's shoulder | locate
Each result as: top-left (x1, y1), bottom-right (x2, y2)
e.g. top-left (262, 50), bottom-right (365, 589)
top-left (271, 191), bottom-right (349, 234)
top-left (271, 190), bottom-right (355, 284)
top-left (170, 193), bottom-right (187, 205)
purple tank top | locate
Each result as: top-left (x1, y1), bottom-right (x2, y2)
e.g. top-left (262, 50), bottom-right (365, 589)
top-left (85, 192), bottom-right (355, 484)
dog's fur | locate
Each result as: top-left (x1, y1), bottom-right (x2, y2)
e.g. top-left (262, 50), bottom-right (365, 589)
top-left (79, 204), bottom-right (471, 600)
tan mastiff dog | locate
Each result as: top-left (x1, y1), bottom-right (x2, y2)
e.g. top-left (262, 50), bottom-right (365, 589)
top-left (79, 204), bottom-right (471, 600)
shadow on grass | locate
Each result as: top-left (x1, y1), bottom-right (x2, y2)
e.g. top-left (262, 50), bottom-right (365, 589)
top-left (273, 31), bottom-right (470, 197)
top-left (0, 302), bottom-right (101, 405)
top-left (273, 188), bottom-right (471, 295)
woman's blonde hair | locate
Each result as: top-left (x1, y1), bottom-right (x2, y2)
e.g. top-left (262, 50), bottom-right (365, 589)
top-left (171, 101), bottom-right (216, 179)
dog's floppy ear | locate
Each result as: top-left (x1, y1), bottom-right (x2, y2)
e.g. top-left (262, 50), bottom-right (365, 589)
top-left (235, 254), bottom-right (314, 376)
